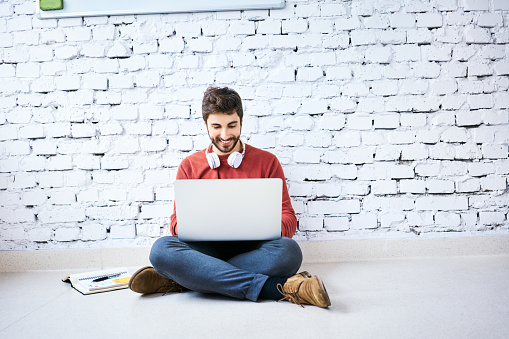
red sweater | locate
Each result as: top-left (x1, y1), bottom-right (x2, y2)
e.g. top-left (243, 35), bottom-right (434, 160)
top-left (170, 144), bottom-right (297, 238)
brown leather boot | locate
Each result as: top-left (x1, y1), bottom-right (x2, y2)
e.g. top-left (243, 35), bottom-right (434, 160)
top-left (278, 275), bottom-right (331, 308)
top-left (285, 271), bottom-right (312, 285)
top-left (128, 266), bottom-right (183, 294)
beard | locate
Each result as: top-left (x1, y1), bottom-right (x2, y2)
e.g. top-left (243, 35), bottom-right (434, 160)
top-left (210, 135), bottom-right (241, 154)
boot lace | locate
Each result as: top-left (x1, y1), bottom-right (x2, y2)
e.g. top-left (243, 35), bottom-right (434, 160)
top-left (161, 280), bottom-right (183, 296)
top-left (277, 283), bottom-right (305, 308)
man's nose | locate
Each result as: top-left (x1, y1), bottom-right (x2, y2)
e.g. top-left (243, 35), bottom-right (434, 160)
top-left (220, 129), bottom-right (228, 139)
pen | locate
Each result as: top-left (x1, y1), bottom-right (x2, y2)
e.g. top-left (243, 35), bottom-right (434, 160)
top-left (92, 273), bottom-right (121, 282)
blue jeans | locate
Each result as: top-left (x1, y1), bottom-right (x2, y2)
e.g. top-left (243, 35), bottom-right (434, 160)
top-left (149, 236), bottom-right (302, 301)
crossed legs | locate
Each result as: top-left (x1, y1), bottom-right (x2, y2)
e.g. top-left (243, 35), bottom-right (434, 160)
top-left (148, 236), bottom-right (303, 301)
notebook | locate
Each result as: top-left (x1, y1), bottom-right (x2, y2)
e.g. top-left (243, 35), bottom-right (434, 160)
top-left (174, 178), bottom-right (283, 241)
top-left (62, 268), bottom-right (131, 295)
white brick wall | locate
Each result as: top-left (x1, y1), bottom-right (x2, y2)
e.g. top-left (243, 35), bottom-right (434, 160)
top-left (0, 0), bottom-right (508, 250)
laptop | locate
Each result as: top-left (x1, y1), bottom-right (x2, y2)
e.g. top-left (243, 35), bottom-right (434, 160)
top-left (174, 178), bottom-right (282, 241)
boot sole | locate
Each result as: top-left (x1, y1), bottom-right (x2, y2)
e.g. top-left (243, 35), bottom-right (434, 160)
top-left (315, 275), bottom-right (332, 307)
top-left (128, 265), bottom-right (153, 291)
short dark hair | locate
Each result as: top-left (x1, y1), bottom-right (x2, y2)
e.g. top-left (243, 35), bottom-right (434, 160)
top-left (202, 86), bottom-right (243, 122)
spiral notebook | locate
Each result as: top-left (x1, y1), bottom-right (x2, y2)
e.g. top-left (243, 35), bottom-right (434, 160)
top-left (62, 267), bottom-right (132, 295)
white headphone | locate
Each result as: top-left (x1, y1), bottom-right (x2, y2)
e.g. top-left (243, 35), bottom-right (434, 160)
top-left (205, 140), bottom-right (245, 169)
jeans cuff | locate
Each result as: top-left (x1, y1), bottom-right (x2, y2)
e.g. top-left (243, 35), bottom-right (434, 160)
top-left (246, 274), bottom-right (269, 301)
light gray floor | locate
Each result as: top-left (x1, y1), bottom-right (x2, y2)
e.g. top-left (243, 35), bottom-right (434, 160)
top-left (1, 255), bottom-right (508, 339)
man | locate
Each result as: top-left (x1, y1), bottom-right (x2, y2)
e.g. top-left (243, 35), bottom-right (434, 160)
top-left (129, 86), bottom-right (331, 308)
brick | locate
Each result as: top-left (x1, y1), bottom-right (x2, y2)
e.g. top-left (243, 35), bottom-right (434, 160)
top-left (296, 67), bottom-right (323, 82)
top-left (39, 207), bottom-right (86, 223)
top-left (323, 150), bottom-right (348, 164)
top-left (110, 105), bottom-right (138, 121)
top-left (400, 180), bottom-right (426, 193)
top-left (465, 28), bottom-right (491, 44)
top-left (27, 228), bottom-right (52, 242)
top-left (388, 130), bottom-right (417, 145)
top-left (324, 217), bottom-right (349, 231)
top-left (0, 126), bottom-right (18, 142)
top-left (350, 30), bottom-right (377, 46)
top-left (229, 21), bottom-right (255, 35)
top-left (343, 181), bottom-right (370, 196)
top-left (110, 225), bottom-right (136, 239)
top-left (435, 212), bottom-right (461, 227)
top-left (319, 114), bottom-right (345, 131)
top-left (346, 147), bottom-right (375, 164)
top-left (0, 227), bottom-right (25, 241)
top-left (347, 116), bottom-right (372, 130)
top-left (379, 30), bottom-right (406, 45)
top-left (456, 110), bottom-right (482, 126)
top-left (388, 164), bottom-right (415, 179)
top-left (282, 19), bottom-right (308, 34)
top-left (468, 162), bottom-right (496, 177)
top-left (308, 18), bottom-right (334, 34)
top-left (299, 217), bottom-right (323, 231)
top-left (346, 0), bottom-right (369, 14)
top-left (77, 188), bottom-right (99, 203)
top-left (331, 164), bottom-right (358, 179)
top-left (374, 114), bottom-right (400, 129)
top-left (364, 196), bottom-right (414, 212)
top-left (101, 156), bottom-right (129, 170)
top-left (415, 196), bottom-right (468, 211)
top-left (9, 173), bottom-right (36, 189)
top-left (21, 190), bottom-right (48, 206)
top-left (380, 213), bottom-right (406, 228)
top-left (285, 165), bottom-right (332, 181)
top-left (305, 133), bottom-right (332, 148)
top-left (479, 211), bottom-right (506, 225)
top-left (480, 176), bottom-right (507, 191)
top-left (456, 178), bottom-right (480, 193)
top-left (71, 124), bottom-right (96, 138)
top-left (456, 144), bottom-right (482, 160)
top-left (390, 13), bottom-right (415, 28)
top-left (51, 191), bottom-right (77, 205)
top-left (321, 3), bottom-right (349, 16)
top-left (407, 211), bottom-right (435, 227)
top-left (86, 205), bottom-right (138, 220)
top-left (37, 172), bottom-right (64, 188)
top-left (135, 223), bottom-right (161, 238)
top-left (293, 149), bottom-right (322, 164)
top-left (386, 130), bottom-right (416, 144)
top-left (140, 204), bottom-right (171, 219)
top-left (417, 13), bottom-right (442, 28)
top-left (493, 0), bottom-right (509, 10)
top-left (308, 200), bottom-right (360, 215)
top-left (477, 13), bottom-right (503, 28)
top-left (16, 63), bottom-right (40, 78)
top-left (482, 144), bottom-right (508, 159)
top-left (81, 223), bottom-right (107, 241)
top-left (55, 75), bottom-right (80, 91)
top-left (428, 179), bottom-right (455, 193)
top-left (463, 0), bottom-right (490, 11)
top-left (375, 145), bottom-right (401, 161)
top-left (3, 141), bottom-right (30, 155)
top-left (351, 214), bottom-right (378, 229)
top-left (494, 93), bottom-right (509, 109)
top-left (0, 207), bottom-right (35, 223)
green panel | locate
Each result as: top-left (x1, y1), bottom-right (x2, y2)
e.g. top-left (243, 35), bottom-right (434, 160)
top-left (40, 0), bottom-right (63, 11)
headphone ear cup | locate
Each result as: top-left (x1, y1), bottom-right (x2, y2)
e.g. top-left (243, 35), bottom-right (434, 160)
top-left (206, 152), bottom-right (220, 169)
top-left (227, 152), bottom-right (243, 168)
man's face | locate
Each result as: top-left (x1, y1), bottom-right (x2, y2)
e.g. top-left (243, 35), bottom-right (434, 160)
top-left (205, 112), bottom-right (242, 155)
